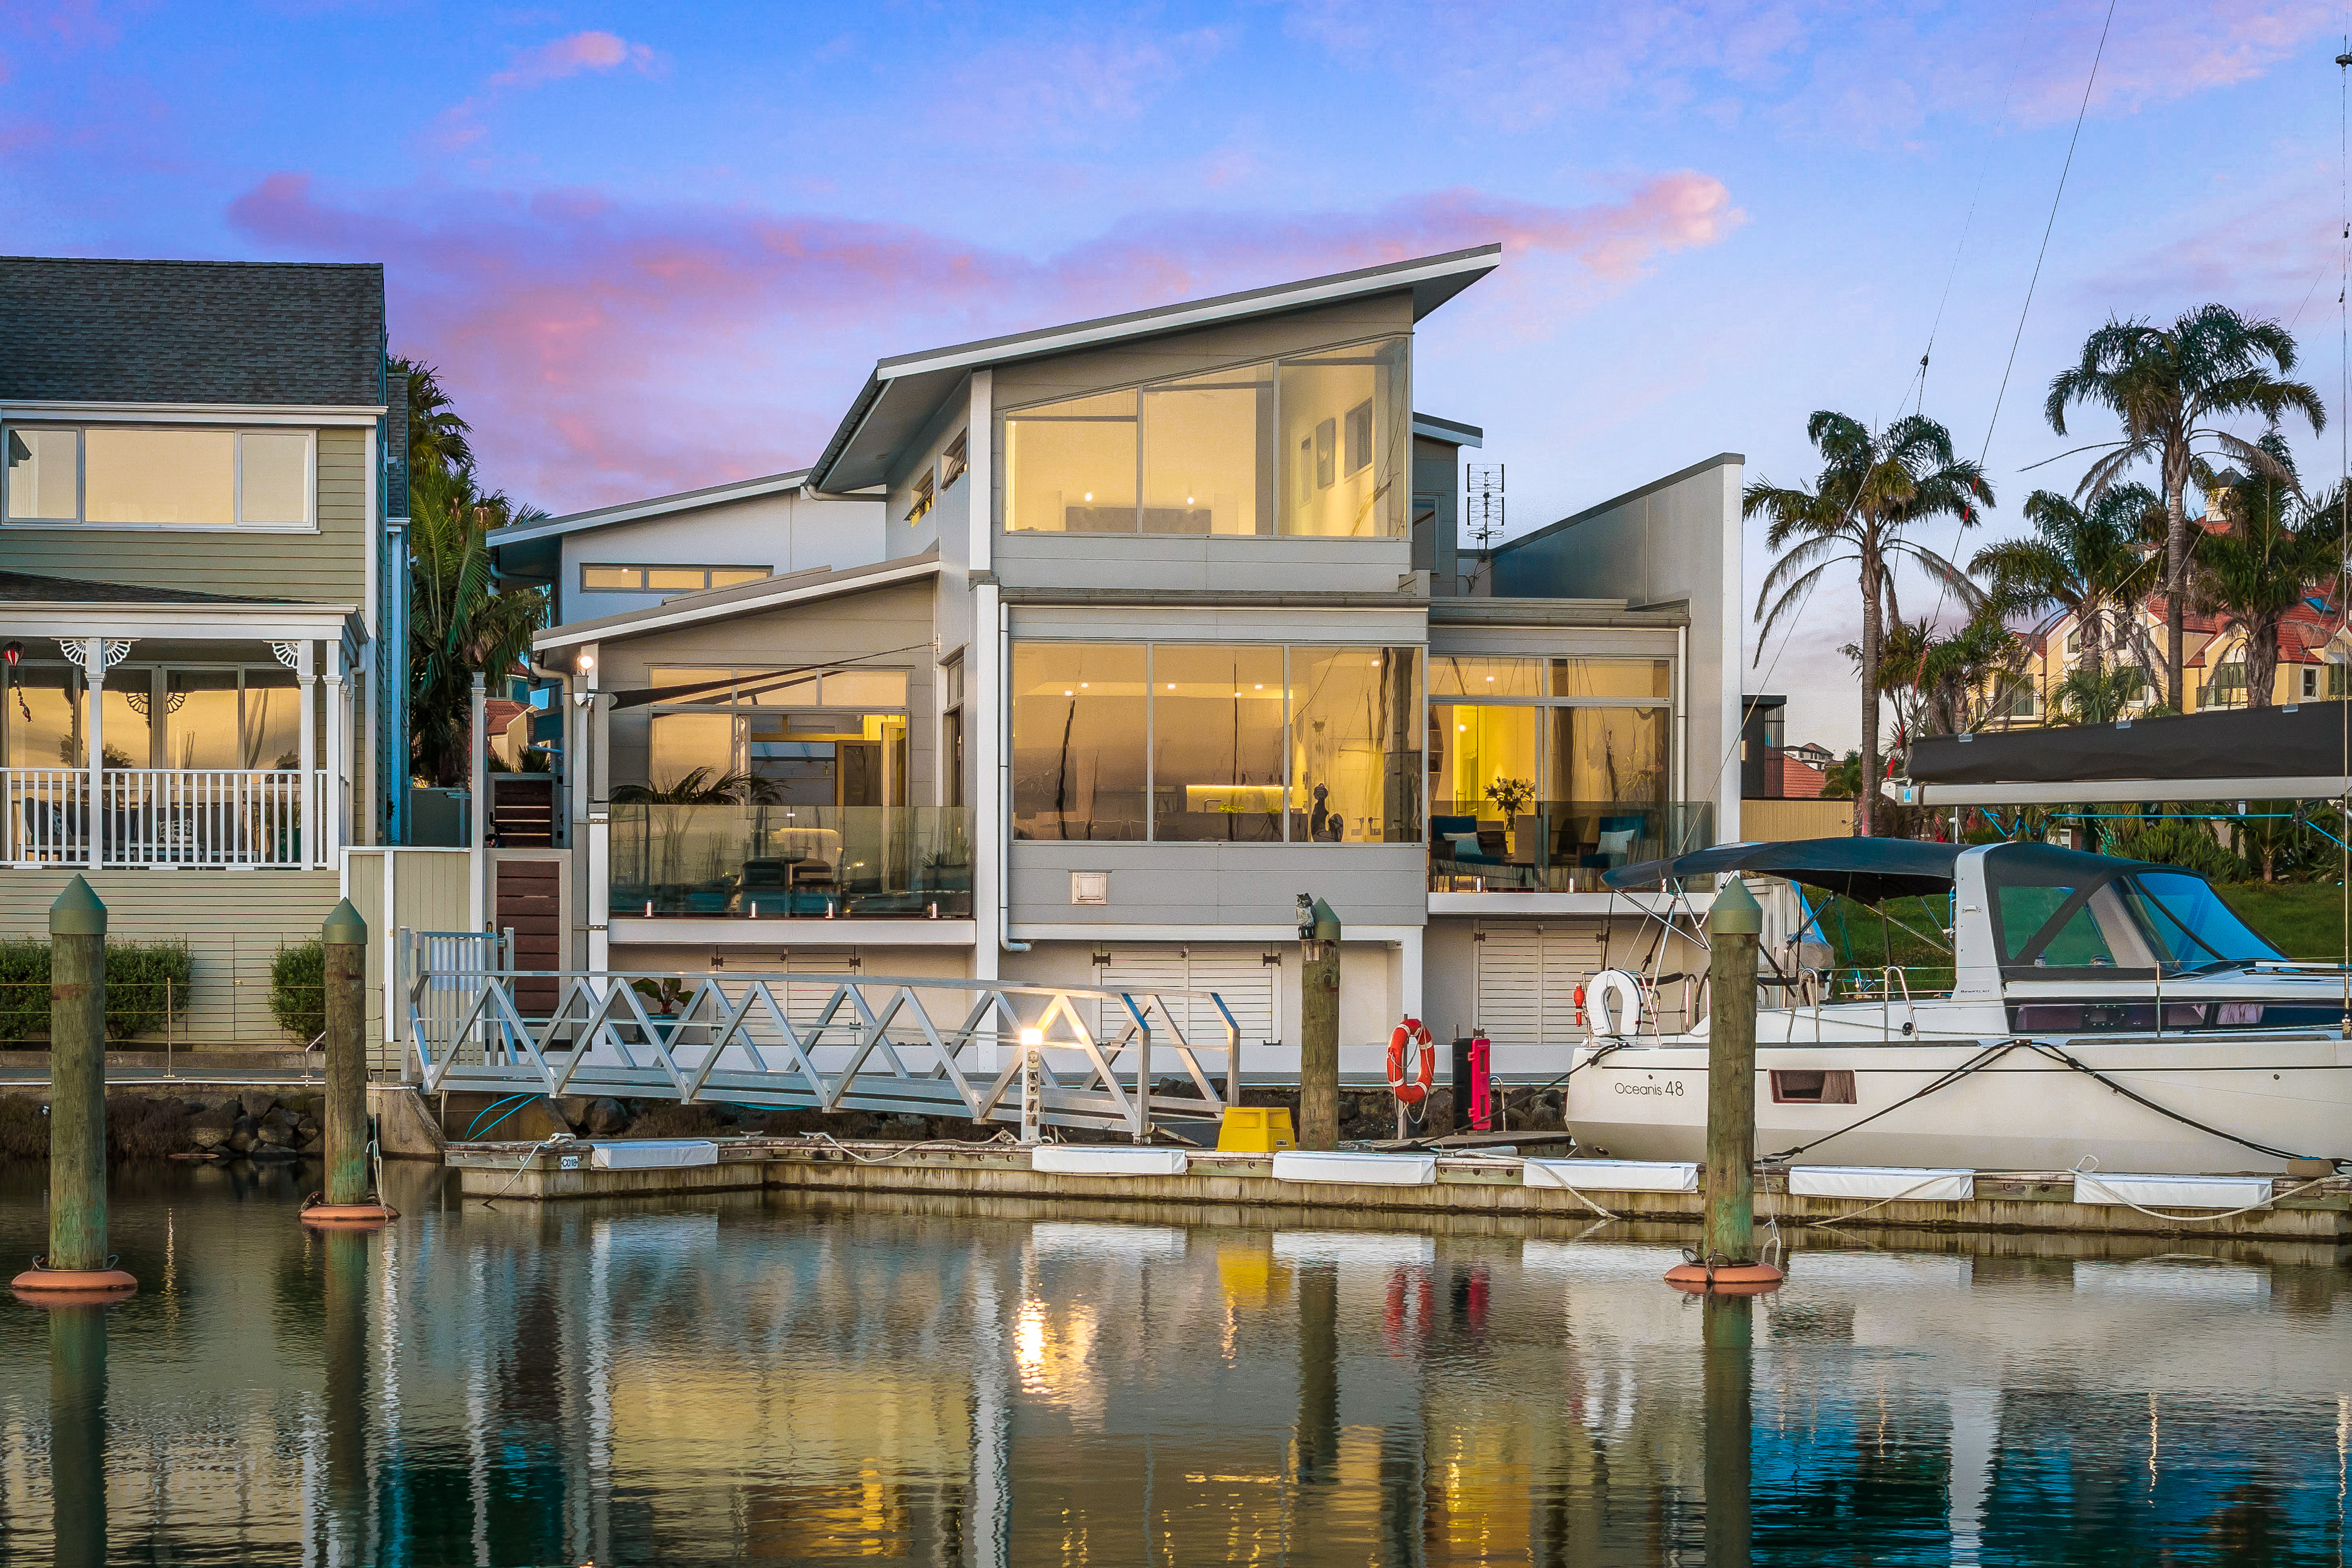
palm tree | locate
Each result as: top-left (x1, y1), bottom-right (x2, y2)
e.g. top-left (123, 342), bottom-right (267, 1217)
top-left (1970, 482), bottom-right (2165, 694)
top-left (2190, 439), bottom-right (2348, 711)
top-left (409, 461), bottom-right (550, 785)
top-left (1748, 412), bottom-right (1993, 836)
top-left (2044, 305), bottom-right (2325, 710)
top-left (1914, 614), bottom-right (2021, 735)
top-left (393, 356), bottom-right (476, 489)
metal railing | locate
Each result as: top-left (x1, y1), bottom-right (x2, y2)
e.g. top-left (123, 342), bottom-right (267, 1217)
top-left (2, 767), bottom-right (310, 866)
top-left (403, 952), bottom-right (1241, 1138)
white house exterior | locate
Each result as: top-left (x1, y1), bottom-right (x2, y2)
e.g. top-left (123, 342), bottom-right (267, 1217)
top-left (525, 248), bottom-right (1736, 1074)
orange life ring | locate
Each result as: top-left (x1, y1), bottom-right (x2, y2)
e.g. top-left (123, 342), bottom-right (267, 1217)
top-left (1386, 1017), bottom-right (1435, 1104)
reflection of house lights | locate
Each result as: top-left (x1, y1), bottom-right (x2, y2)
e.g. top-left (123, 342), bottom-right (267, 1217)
top-left (1014, 1301), bottom-right (1048, 1376)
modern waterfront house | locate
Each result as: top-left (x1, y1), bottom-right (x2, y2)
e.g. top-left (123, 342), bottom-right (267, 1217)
top-left (0, 256), bottom-right (405, 1045)
top-left (514, 246), bottom-right (1742, 1072)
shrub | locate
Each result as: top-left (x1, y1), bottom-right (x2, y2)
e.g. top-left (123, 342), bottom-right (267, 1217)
top-left (0, 938), bottom-right (193, 1044)
top-left (2104, 818), bottom-right (2244, 882)
top-left (270, 940), bottom-right (326, 1044)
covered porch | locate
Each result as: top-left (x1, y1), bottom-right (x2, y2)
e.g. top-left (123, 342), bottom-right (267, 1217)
top-left (0, 573), bottom-right (361, 869)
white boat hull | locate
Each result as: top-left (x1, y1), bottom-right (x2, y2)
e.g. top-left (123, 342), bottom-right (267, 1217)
top-left (1564, 1029), bottom-right (2352, 1175)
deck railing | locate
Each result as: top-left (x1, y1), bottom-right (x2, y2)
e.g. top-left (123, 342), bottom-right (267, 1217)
top-left (2, 767), bottom-right (309, 867)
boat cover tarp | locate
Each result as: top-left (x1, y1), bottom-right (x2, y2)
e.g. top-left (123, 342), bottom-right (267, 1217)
top-left (1909, 703), bottom-right (2352, 786)
top-left (1603, 837), bottom-right (1960, 904)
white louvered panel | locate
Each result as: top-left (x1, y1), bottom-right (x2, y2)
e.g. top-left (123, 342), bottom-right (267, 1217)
top-left (1098, 951), bottom-right (1187, 1045)
top-left (1541, 927), bottom-right (1606, 1044)
top-left (784, 950), bottom-right (862, 1037)
top-left (1474, 930), bottom-right (1546, 1049)
top-left (1181, 954), bottom-right (1277, 1048)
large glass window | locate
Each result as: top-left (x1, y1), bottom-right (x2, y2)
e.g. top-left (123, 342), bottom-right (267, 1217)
top-left (1429, 656), bottom-right (1669, 698)
top-left (1011, 643), bottom-right (1148, 840)
top-left (1010, 640), bottom-right (1423, 842)
top-left (1002, 337), bottom-right (1408, 539)
top-left (242, 668), bottom-right (302, 769)
top-left (1141, 365), bottom-right (1272, 536)
top-left (101, 671), bottom-right (150, 770)
top-left (1292, 647), bottom-right (1420, 842)
top-left (1429, 706), bottom-right (1669, 815)
top-left (1278, 339), bottom-right (1407, 538)
top-left (6, 666), bottom-right (82, 768)
top-left (1004, 391), bottom-right (1137, 534)
top-left (1152, 644), bottom-right (1287, 842)
top-left (2, 427), bottom-right (315, 527)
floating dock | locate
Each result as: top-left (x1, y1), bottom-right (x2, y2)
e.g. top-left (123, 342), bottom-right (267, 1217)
top-left (441, 1137), bottom-right (2351, 1246)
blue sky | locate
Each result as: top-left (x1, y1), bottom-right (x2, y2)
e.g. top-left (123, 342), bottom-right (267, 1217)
top-left (5, 1), bottom-right (2347, 748)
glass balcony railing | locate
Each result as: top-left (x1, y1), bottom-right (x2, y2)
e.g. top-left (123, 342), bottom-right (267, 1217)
top-left (1426, 800), bottom-right (1715, 893)
top-left (610, 804), bottom-right (973, 919)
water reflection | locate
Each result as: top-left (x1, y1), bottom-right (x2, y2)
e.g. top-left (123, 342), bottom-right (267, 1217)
top-left (0, 1165), bottom-right (2343, 1564)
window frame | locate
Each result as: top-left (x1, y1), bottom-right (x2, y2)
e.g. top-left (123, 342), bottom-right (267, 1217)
top-left (578, 563), bottom-right (774, 594)
top-left (2, 423), bottom-right (319, 531)
top-left (999, 333), bottom-right (1409, 541)
top-left (1010, 637), bottom-right (1425, 845)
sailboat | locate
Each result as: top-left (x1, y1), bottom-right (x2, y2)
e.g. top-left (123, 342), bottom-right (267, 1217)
top-left (1565, 839), bottom-right (2352, 1175)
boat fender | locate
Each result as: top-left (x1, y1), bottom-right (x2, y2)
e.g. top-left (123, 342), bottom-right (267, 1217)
top-left (1385, 1017), bottom-right (1435, 1104)
top-left (1586, 969), bottom-right (1645, 1037)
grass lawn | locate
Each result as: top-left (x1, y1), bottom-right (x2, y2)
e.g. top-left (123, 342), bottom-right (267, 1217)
top-left (1802, 882), bottom-right (2348, 973)
top-left (2214, 882), bottom-right (2350, 960)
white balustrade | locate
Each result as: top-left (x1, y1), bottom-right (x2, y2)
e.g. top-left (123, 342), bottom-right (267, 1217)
top-left (0, 768), bottom-right (313, 867)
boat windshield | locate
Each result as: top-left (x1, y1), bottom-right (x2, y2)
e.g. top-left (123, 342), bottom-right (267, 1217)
top-left (1987, 848), bottom-right (2284, 974)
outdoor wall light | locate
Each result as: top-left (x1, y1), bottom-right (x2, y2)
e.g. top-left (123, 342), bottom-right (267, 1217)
top-left (1018, 1027), bottom-right (1045, 1048)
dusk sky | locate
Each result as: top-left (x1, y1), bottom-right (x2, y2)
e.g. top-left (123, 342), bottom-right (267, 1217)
top-left (6, 1), bottom-right (2348, 750)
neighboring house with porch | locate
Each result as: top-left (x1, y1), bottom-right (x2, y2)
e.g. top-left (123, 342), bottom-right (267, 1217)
top-left (0, 256), bottom-right (403, 1047)
top-left (532, 246), bottom-right (1738, 1072)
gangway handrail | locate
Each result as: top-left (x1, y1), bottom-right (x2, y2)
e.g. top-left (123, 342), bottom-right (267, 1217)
top-left (404, 964), bottom-right (1244, 1140)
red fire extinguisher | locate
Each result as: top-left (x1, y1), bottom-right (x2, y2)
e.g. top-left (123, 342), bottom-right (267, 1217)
top-left (1468, 1031), bottom-right (1491, 1132)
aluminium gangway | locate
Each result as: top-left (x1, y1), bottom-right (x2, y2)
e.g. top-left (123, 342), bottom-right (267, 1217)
top-left (401, 932), bottom-right (1244, 1138)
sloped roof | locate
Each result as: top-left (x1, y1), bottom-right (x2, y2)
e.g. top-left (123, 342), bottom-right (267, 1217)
top-left (0, 257), bottom-right (385, 406)
top-left (0, 569), bottom-right (296, 606)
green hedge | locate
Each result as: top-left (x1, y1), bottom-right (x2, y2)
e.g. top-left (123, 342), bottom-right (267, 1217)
top-left (0, 938), bottom-right (195, 1044)
top-left (270, 940), bottom-right (326, 1044)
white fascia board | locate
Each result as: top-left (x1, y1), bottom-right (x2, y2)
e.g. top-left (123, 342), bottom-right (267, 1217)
top-left (0, 604), bottom-right (359, 640)
top-left (491, 469), bottom-right (816, 547)
top-left (0, 401), bottom-right (386, 426)
top-left (534, 557), bottom-right (941, 651)
top-left (1893, 776), bottom-right (2352, 806)
top-left (874, 251), bottom-right (1498, 382)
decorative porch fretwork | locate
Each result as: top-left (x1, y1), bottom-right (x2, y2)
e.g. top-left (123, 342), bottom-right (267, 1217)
top-left (58, 638), bottom-right (133, 671)
top-left (270, 641), bottom-right (303, 670)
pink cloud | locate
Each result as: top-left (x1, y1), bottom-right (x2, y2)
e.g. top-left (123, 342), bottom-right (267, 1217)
top-left (226, 171), bottom-right (1738, 511)
top-left (434, 30), bottom-right (663, 152)
top-left (488, 29), bottom-right (661, 90)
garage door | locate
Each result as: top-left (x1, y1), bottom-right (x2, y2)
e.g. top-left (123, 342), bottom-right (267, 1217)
top-left (1473, 927), bottom-right (1605, 1049)
top-left (1098, 948), bottom-right (1278, 1048)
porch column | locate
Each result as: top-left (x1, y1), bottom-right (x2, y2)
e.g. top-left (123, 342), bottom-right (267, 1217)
top-left (288, 642), bottom-right (317, 870)
top-left (70, 640), bottom-right (129, 869)
top-left (324, 641), bottom-right (349, 865)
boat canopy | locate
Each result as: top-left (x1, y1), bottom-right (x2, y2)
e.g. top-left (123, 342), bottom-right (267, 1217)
top-left (1603, 837), bottom-right (1961, 905)
top-left (1977, 841), bottom-right (2284, 975)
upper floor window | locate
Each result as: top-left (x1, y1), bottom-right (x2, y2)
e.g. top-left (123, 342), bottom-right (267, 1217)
top-left (940, 431), bottom-right (969, 490)
top-left (905, 470), bottom-right (936, 526)
top-left (580, 564), bottom-right (771, 593)
top-left (4, 425), bottom-right (313, 528)
top-left (1003, 337), bottom-right (1408, 539)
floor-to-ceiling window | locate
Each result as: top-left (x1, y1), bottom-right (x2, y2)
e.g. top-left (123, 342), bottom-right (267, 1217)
top-left (1004, 337), bottom-right (1408, 540)
top-left (1426, 655), bottom-right (1677, 885)
top-left (1011, 641), bottom-right (1422, 843)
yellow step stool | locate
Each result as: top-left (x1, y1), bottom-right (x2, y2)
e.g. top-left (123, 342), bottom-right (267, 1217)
top-left (1217, 1106), bottom-right (1297, 1153)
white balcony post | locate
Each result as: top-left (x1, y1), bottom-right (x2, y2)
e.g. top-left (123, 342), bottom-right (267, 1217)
top-left (288, 641), bottom-right (317, 869)
top-left (324, 641), bottom-right (349, 864)
top-left (79, 638), bottom-right (105, 868)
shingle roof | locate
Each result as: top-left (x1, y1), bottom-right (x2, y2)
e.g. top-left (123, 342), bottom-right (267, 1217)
top-left (0, 569), bottom-right (292, 606)
top-left (0, 257), bottom-right (385, 406)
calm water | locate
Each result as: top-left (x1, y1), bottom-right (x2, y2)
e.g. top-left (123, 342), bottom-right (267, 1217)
top-left (0, 1164), bottom-right (2344, 1566)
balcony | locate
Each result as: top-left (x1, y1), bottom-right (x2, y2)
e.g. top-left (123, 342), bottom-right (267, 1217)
top-left (1427, 801), bottom-right (1715, 894)
top-left (610, 804), bottom-right (973, 920)
top-left (3, 768), bottom-right (312, 867)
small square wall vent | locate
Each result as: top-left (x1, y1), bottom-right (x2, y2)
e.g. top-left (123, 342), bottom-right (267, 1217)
top-left (1070, 871), bottom-right (1110, 906)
